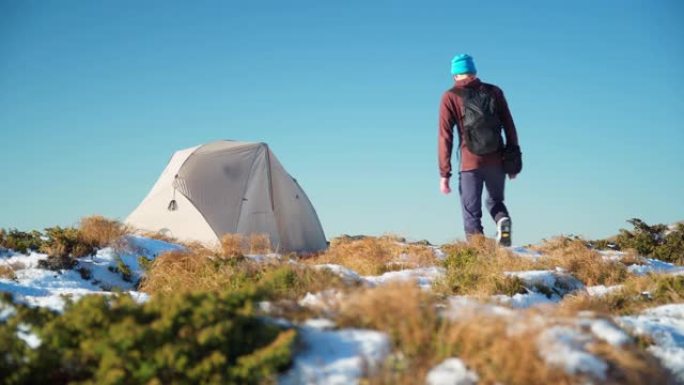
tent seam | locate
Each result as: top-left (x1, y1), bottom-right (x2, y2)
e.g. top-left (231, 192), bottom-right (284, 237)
top-left (234, 144), bottom-right (266, 232)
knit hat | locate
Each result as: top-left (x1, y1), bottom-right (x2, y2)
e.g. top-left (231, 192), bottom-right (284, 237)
top-left (451, 54), bottom-right (477, 75)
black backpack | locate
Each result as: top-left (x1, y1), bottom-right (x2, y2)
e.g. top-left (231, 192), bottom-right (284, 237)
top-left (452, 85), bottom-right (503, 155)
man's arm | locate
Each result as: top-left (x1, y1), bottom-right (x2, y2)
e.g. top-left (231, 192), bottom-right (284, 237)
top-left (438, 92), bottom-right (457, 179)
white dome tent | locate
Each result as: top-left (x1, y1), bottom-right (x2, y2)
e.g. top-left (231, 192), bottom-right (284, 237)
top-left (126, 140), bottom-right (327, 253)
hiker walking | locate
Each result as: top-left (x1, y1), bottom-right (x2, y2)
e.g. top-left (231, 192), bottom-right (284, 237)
top-left (438, 54), bottom-right (522, 246)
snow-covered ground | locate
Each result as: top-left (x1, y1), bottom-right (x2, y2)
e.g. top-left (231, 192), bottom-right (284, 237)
top-left (0, 236), bottom-right (180, 311)
top-left (279, 318), bottom-right (390, 385)
top-left (620, 304), bottom-right (684, 382)
top-left (2, 239), bottom-right (684, 384)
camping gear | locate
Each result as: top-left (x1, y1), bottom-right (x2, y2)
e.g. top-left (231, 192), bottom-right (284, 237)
top-left (452, 86), bottom-right (504, 155)
top-left (502, 144), bottom-right (523, 174)
top-left (126, 140), bottom-right (327, 253)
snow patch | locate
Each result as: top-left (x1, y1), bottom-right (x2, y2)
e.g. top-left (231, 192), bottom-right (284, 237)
top-left (16, 323), bottom-right (41, 348)
top-left (0, 236), bottom-right (181, 312)
top-left (444, 296), bottom-right (515, 319)
top-left (627, 258), bottom-right (684, 275)
top-left (619, 303), bottom-right (684, 382)
top-left (363, 266), bottom-right (444, 289)
top-left (506, 269), bottom-right (584, 298)
top-left (279, 325), bottom-right (390, 385)
top-left (494, 291), bottom-right (558, 308)
top-left (426, 358), bottom-right (479, 385)
top-left (586, 285), bottom-right (622, 297)
top-left (537, 325), bottom-right (608, 380)
top-left (314, 264), bottom-right (364, 284)
top-left (298, 289), bottom-right (344, 315)
top-left (510, 246), bottom-right (543, 260)
top-left (583, 318), bottom-right (632, 346)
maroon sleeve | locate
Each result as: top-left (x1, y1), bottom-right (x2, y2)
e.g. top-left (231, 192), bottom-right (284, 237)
top-left (438, 92), bottom-right (458, 178)
top-left (495, 88), bottom-right (519, 147)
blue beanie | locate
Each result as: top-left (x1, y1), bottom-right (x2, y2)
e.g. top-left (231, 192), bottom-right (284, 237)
top-left (451, 54), bottom-right (477, 75)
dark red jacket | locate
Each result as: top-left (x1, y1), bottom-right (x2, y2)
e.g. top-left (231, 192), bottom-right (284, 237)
top-left (438, 77), bottom-right (518, 177)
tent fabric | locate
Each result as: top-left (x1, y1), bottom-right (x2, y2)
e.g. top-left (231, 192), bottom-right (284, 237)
top-left (126, 140), bottom-right (327, 253)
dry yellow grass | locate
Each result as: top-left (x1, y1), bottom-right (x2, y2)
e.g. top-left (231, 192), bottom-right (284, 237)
top-left (531, 235), bottom-right (581, 254)
top-left (79, 215), bottom-right (128, 248)
top-left (137, 230), bottom-right (179, 244)
top-left (0, 264), bottom-right (16, 280)
top-left (537, 238), bottom-right (630, 286)
top-left (438, 314), bottom-right (573, 385)
top-left (219, 233), bottom-right (272, 258)
top-left (344, 283), bottom-right (673, 385)
top-left (248, 233), bottom-right (271, 254)
top-left (559, 273), bottom-right (684, 315)
top-left (337, 282), bottom-right (438, 358)
top-left (220, 233), bottom-right (245, 258)
top-left (446, 310), bottom-right (671, 385)
top-left (434, 236), bottom-right (538, 296)
top-left (443, 235), bottom-right (539, 271)
top-left (139, 247), bottom-right (348, 302)
top-left (305, 235), bottom-right (437, 275)
top-left (139, 249), bottom-right (237, 295)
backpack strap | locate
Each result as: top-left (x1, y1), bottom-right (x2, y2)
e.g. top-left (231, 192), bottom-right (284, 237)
top-left (448, 86), bottom-right (470, 165)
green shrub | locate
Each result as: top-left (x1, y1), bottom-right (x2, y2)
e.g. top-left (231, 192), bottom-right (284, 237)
top-left (37, 227), bottom-right (93, 270)
top-left (435, 246), bottom-right (527, 296)
top-left (0, 290), bottom-right (295, 385)
top-left (137, 256), bottom-right (153, 274)
top-left (108, 255), bottom-right (133, 283)
top-left (613, 219), bottom-right (684, 265)
top-left (2, 217), bottom-right (128, 271)
top-left (0, 229), bottom-right (44, 254)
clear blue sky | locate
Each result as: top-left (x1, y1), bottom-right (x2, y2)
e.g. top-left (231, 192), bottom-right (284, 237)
top-left (1, 0), bottom-right (683, 245)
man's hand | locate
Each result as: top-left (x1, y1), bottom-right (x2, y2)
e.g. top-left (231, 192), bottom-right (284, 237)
top-left (508, 173), bottom-right (517, 180)
top-left (440, 177), bottom-right (451, 194)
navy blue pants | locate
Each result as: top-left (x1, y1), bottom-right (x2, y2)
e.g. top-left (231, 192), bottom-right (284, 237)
top-left (458, 165), bottom-right (509, 235)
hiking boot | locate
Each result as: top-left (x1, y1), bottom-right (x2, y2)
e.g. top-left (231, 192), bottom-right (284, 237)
top-left (496, 217), bottom-right (512, 247)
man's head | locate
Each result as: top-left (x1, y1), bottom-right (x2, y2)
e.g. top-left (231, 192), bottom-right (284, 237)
top-left (451, 54), bottom-right (477, 80)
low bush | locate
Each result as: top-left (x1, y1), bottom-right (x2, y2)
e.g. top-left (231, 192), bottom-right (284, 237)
top-left (78, 215), bottom-right (127, 249)
top-left (595, 218), bottom-right (684, 265)
top-left (0, 229), bottom-right (44, 254)
top-left (108, 255), bottom-right (133, 283)
top-left (305, 235), bottom-right (437, 276)
top-left (220, 233), bottom-right (245, 258)
top-left (337, 282), bottom-right (438, 359)
top-left (439, 248), bottom-right (526, 296)
top-left (0, 290), bottom-right (295, 385)
top-left (0, 264), bottom-right (16, 280)
top-left (433, 238), bottom-right (533, 296)
top-left (248, 233), bottom-right (271, 255)
top-left (219, 233), bottom-right (273, 258)
top-left (38, 227), bottom-right (93, 270)
top-left (537, 238), bottom-right (630, 286)
top-left (1, 216), bottom-right (129, 271)
top-left (559, 274), bottom-right (684, 315)
top-left (139, 249), bottom-right (347, 301)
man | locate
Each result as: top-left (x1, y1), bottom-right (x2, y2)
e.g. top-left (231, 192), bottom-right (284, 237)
top-left (438, 54), bottom-right (520, 246)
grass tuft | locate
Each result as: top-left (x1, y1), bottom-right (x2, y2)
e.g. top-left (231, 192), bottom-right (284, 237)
top-left (528, 237), bottom-right (630, 286)
top-left (433, 237), bottom-right (536, 296)
top-left (139, 248), bottom-right (347, 301)
top-left (305, 235), bottom-right (437, 276)
top-left (0, 264), bottom-right (16, 280)
top-left (559, 274), bottom-right (684, 315)
top-left (78, 215), bottom-right (128, 249)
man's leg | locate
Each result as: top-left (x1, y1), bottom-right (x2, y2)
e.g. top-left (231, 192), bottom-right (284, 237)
top-left (459, 169), bottom-right (484, 235)
top-left (482, 165), bottom-right (509, 223)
